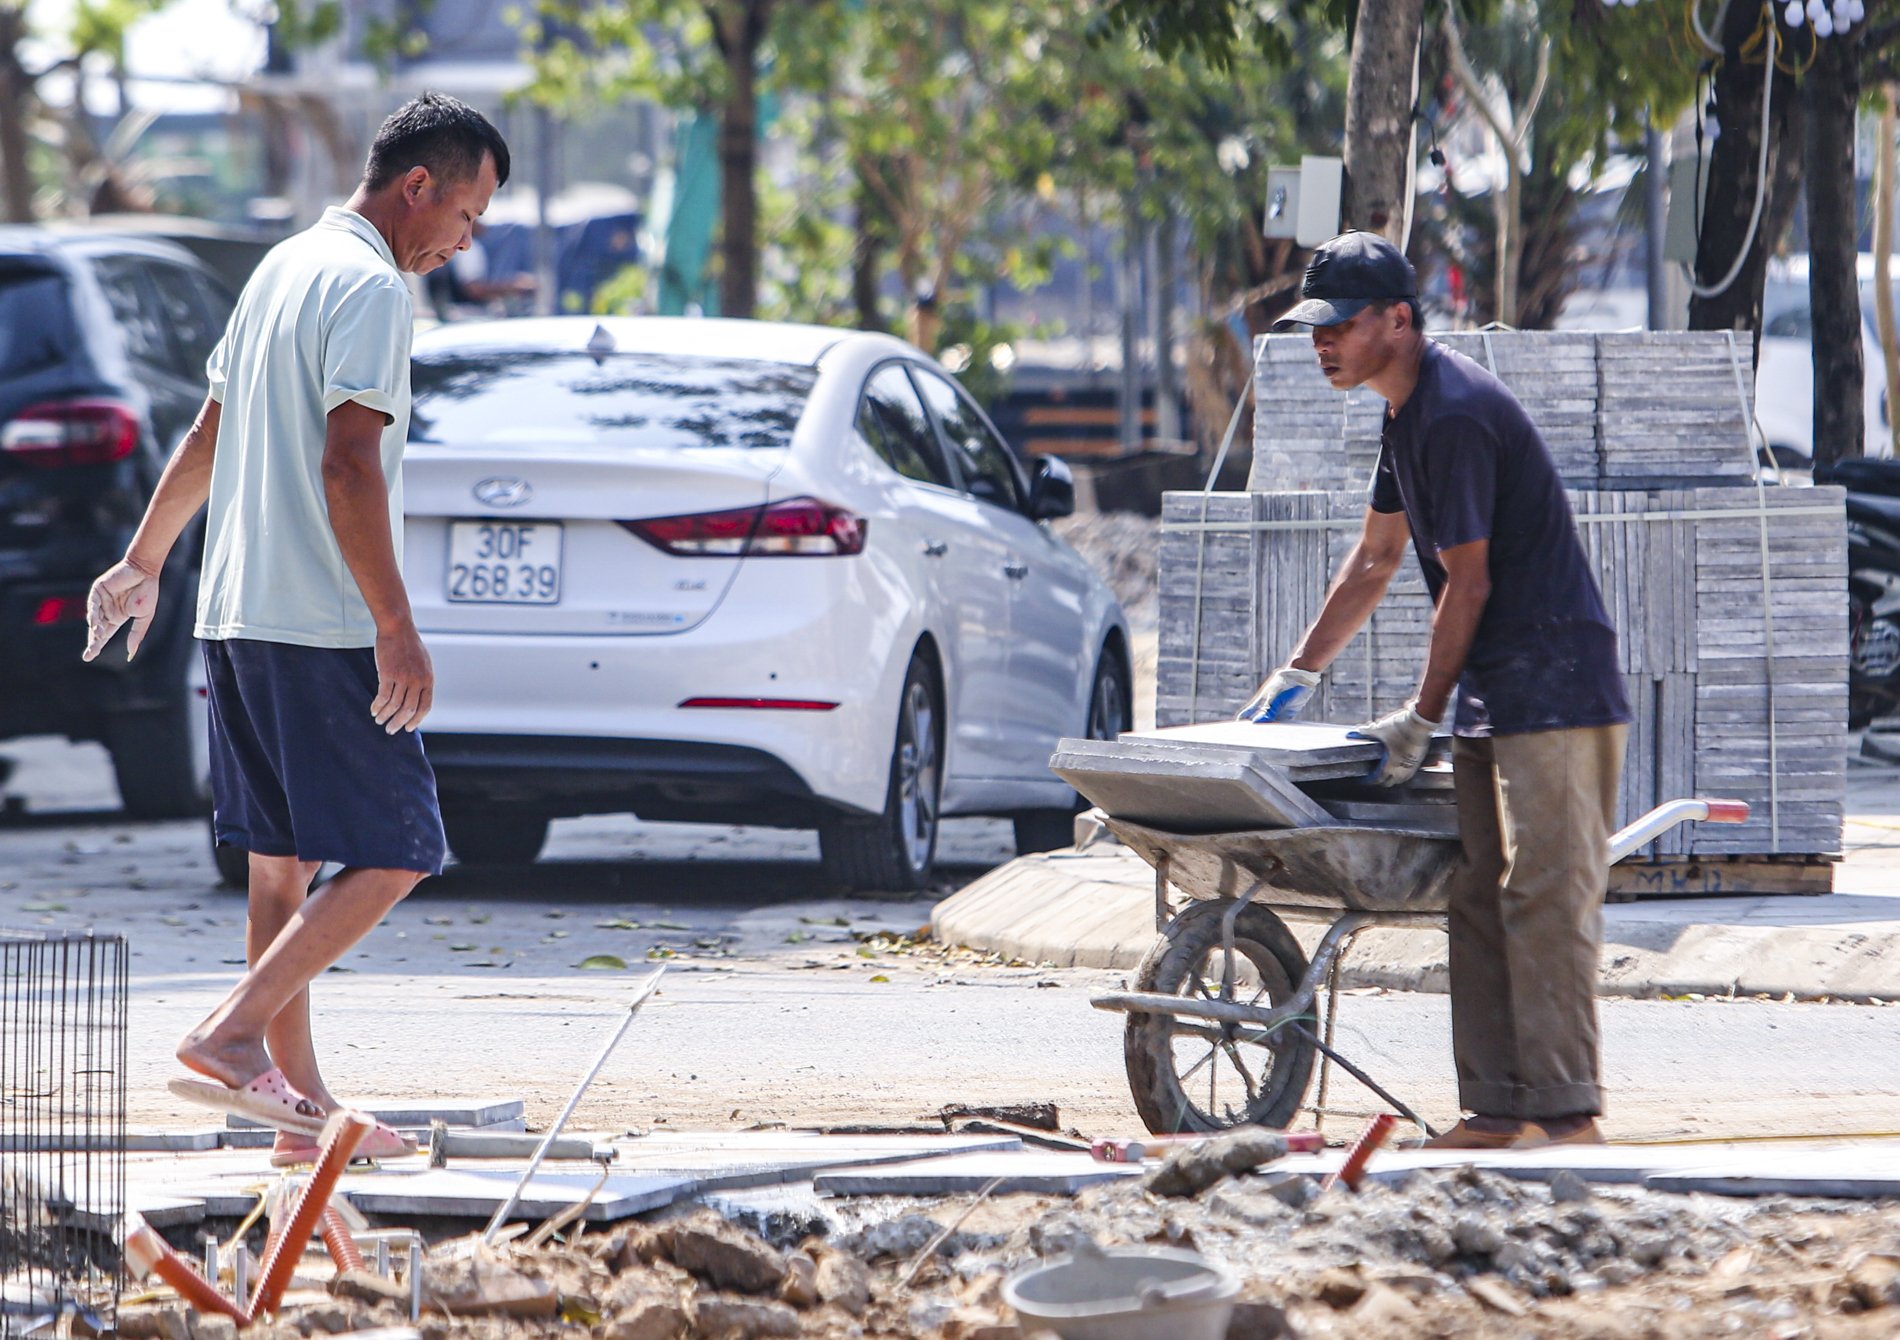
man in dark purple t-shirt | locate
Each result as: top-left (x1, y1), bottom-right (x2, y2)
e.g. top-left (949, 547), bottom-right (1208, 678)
top-left (1239, 231), bottom-right (1632, 1150)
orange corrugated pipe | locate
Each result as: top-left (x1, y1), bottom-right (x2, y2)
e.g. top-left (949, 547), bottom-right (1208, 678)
top-left (319, 1206), bottom-right (365, 1273)
top-left (122, 1217), bottom-right (250, 1324)
top-left (247, 1110), bottom-right (372, 1320)
top-left (1325, 1112), bottom-right (1398, 1193)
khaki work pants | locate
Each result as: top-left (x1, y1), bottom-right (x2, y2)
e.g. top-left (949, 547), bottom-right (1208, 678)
top-left (1447, 723), bottom-right (1627, 1120)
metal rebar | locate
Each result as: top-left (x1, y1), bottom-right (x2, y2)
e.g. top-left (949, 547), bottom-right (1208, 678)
top-left (480, 968), bottom-right (665, 1244)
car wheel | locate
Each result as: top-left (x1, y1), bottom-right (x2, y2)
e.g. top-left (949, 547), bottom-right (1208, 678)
top-left (1013, 647), bottom-right (1128, 855)
top-left (211, 833), bottom-right (250, 889)
top-left (106, 692), bottom-right (205, 820)
top-left (820, 656), bottom-right (942, 892)
top-left (441, 807), bottom-right (551, 866)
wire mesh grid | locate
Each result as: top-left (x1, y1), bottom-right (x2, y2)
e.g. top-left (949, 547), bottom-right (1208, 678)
top-left (1, 929), bottom-right (128, 1337)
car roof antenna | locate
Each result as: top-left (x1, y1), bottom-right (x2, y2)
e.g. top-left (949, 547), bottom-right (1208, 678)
top-left (586, 323), bottom-right (616, 361)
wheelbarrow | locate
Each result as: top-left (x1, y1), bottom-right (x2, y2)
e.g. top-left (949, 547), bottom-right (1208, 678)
top-left (1087, 796), bottom-right (1752, 1137)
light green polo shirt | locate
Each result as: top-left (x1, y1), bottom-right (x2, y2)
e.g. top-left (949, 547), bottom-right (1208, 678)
top-left (196, 206), bottom-right (413, 648)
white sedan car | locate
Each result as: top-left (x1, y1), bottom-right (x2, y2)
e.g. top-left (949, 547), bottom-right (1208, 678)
top-left (400, 317), bottom-right (1130, 890)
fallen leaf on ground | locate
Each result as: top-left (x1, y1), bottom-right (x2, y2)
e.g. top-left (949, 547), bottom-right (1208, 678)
top-left (576, 955), bottom-right (629, 970)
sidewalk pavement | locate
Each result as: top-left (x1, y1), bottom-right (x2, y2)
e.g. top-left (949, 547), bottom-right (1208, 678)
top-left (931, 753), bottom-right (1900, 1002)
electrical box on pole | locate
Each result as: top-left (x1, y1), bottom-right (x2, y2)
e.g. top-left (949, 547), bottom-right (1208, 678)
top-left (1663, 155), bottom-right (1708, 266)
top-left (1264, 156), bottom-right (1345, 248)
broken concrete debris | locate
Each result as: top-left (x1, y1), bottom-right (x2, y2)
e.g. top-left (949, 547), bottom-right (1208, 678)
top-left (1144, 1127), bottom-right (1319, 1198)
top-left (116, 1141), bottom-right (1900, 1340)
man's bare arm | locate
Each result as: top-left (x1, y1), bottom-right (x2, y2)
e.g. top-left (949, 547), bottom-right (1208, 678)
top-left (321, 400), bottom-right (433, 734)
top-left (1288, 508), bottom-right (1412, 672)
top-left (1414, 538), bottom-right (1492, 723)
top-left (83, 395), bottom-right (221, 662)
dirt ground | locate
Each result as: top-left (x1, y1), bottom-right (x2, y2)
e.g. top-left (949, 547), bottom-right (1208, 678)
top-left (115, 1155), bottom-right (1900, 1340)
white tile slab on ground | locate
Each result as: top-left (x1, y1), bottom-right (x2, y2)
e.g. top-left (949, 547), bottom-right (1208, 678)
top-left (814, 1151), bottom-right (1143, 1196)
top-left (1644, 1146), bottom-right (1900, 1199)
top-left (334, 1167), bottom-right (697, 1221)
top-left (226, 1098), bottom-right (524, 1130)
top-left (613, 1132), bottom-right (1025, 1191)
top-left (1, 1128), bottom-right (224, 1153)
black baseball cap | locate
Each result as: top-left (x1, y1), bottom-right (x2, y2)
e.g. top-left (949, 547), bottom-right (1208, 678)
top-left (1271, 231), bottom-right (1418, 331)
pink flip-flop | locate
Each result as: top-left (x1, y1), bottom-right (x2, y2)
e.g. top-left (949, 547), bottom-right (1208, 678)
top-left (168, 1067), bottom-right (327, 1137)
top-left (268, 1120), bottom-right (417, 1168)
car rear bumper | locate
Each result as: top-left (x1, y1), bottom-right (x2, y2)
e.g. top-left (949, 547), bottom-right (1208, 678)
top-left (422, 731), bottom-right (857, 826)
top-left (416, 558), bottom-right (920, 815)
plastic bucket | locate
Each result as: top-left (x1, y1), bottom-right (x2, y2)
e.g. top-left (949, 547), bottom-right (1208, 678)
top-left (1002, 1245), bottom-right (1240, 1340)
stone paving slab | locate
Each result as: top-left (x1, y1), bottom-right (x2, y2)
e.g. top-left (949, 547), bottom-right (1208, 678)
top-left (612, 1132), bottom-right (1025, 1192)
top-left (814, 1151), bottom-right (1143, 1195)
top-left (337, 1167), bottom-right (697, 1221)
top-left (1643, 1146), bottom-right (1900, 1199)
top-left (2, 1128), bottom-right (223, 1153)
top-left (225, 1098), bottom-right (524, 1130)
top-left (115, 1132), bottom-right (1035, 1226)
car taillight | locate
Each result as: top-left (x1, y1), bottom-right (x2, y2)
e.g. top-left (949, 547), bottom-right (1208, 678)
top-left (618, 497), bottom-right (867, 557)
top-left (33, 596), bottom-right (87, 625)
top-left (1, 400), bottom-right (140, 467)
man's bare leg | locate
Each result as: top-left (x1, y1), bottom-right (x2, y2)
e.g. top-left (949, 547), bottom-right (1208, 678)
top-left (245, 854), bottom-right (337, 1152)
top-left (177, 865), bottom-right (423, 1093)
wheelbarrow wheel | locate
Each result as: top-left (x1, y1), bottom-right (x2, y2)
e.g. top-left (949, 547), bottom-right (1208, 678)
top-left (1124, 901), bottom-right (1316, 1134)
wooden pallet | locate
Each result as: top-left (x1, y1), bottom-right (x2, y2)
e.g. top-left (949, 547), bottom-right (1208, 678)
top-left (1606, 854), bottom-right (1837, 900)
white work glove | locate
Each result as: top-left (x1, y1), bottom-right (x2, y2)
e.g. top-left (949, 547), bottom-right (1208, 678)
top-left (1350, 701), bottom-right (1443, 787)
top-left (1236, 665), bottom-right (1322, 723)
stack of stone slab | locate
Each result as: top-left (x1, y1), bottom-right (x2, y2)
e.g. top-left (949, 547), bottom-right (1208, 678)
top-left (1161, 354), bottom-right (1848, 864)
top-left (1172, 326), bottom-right (1841, 868)
top-left (1051, 722), bottom-right (1456, 835)
top-left (1248, 330), bottom-right (1755, 491)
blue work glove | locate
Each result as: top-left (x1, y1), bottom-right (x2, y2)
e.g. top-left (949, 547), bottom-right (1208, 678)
top-left (1350, 701), bottom-right (1443, 787)
top-left (1236, 666), bottom-right (1322, 723)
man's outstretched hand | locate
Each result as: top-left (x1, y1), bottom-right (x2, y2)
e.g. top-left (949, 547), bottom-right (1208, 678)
top-left (83, 558), bottom-right (161, 663)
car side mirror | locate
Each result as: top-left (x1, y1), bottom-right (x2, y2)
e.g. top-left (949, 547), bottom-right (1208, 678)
top-left (1029, 455), bottom-right (1074, 520)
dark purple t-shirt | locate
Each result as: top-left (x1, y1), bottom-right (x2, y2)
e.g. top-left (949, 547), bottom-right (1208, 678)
top-left (1369, 341), bottom-right (1631, 738)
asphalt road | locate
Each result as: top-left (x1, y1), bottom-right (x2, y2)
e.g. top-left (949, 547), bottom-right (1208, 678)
top-left (6, 736), bottom-right (1900, 1143)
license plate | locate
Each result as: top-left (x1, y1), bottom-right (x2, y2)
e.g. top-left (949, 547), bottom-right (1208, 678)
top-left (446, 520), bottom-right (563, 604)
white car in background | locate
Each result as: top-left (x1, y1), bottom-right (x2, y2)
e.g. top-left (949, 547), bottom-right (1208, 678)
top-left (396, 317), bottom-right (1130, 890)
top-left (1756, 264), bottom-right (1893, 465)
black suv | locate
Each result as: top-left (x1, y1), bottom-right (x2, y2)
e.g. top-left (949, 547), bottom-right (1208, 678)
top-left (0, 228), bottom-right (234, 817)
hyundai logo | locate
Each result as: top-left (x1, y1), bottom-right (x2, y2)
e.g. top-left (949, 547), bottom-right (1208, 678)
top-left (473, 476), bottom-right (533, 508)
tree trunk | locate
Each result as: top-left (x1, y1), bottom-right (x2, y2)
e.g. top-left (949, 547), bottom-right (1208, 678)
top-left (1688, 4), bottom-right (1798, 341)
top-left (0, 8), bottom-right (37, 223)
top-left (1806, 26), bottom-right (1864, 470)
top-left (1514, 134), bottom-right (1583, 331)
top-left (710, 0), bottom-right (767, 319)
top-left (1875, 92), bottom-right (1900, 458)
top-left (1496, 168), bottom-right (1521, 325)
top-left (1342, 0), bottom-right (1423, 240)
top-left (850, 168), bottom-right (887, 333)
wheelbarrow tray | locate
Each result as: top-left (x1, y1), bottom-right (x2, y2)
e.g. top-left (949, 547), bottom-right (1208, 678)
top-left (1105, 816), bottom-right (1461, 914)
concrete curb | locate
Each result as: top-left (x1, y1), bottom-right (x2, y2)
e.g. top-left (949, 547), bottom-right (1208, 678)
top-left (930, 846), bottom-right (1900, 1002)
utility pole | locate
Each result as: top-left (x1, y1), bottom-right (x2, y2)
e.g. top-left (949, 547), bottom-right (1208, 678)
top-left (1118, 190), bottom-right (1143, 455)
top-left (1645, 119), bottom-right (1668, 330)
top-left (1148, 204), bottom-right (1180, 445)
top-left (534, 105), bottom-right (558, 317)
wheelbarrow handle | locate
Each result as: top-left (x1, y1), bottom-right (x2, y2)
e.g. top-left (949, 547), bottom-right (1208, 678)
top-left (1608, 797), bottom-right (1751, 865)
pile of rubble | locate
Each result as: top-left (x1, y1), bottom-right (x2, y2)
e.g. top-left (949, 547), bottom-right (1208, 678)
top-left (118, 1160), bottom-right (1900, 1340)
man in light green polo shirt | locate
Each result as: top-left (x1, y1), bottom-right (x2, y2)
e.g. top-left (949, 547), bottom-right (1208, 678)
top-left (83, 93), bottom-right (509, 1158)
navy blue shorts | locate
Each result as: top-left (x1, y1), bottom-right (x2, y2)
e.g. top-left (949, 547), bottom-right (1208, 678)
top-left (203, 638), bottom-right (448, 875)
